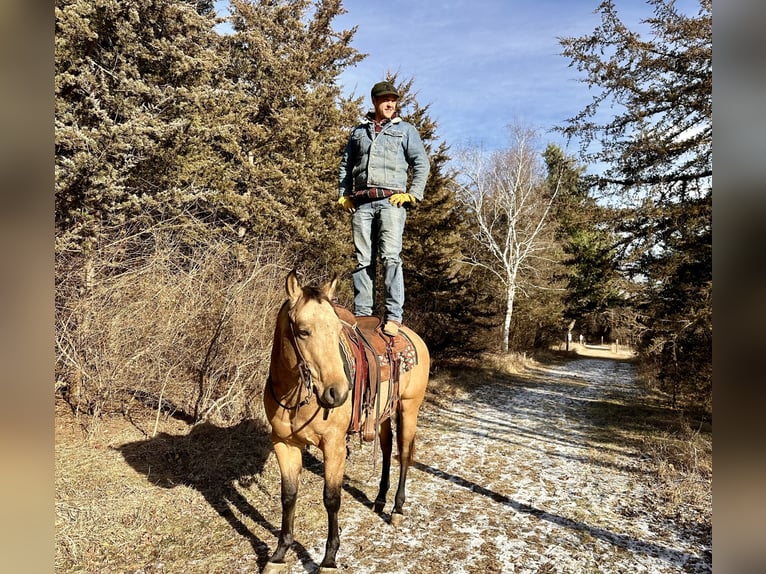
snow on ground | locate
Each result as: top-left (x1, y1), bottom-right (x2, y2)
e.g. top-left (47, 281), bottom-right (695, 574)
top-left (301, 357), bottom-right (713, 574)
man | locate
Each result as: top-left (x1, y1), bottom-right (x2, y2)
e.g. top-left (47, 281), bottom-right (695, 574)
top-left (338, 80), bottom-right (430, 336)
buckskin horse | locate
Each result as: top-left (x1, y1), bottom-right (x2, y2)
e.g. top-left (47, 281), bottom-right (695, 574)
top-left (262, 270), bottom-right (430, 573)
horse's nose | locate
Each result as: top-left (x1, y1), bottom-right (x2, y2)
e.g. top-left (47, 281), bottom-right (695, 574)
top-left (321, 383), bottom-right (349, 408)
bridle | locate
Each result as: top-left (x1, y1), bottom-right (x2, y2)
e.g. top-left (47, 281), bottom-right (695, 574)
top-left (268, 317), bottom-right (315, 411)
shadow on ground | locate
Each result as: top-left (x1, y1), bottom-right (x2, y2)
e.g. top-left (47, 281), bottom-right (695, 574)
top-left (117, 419), bottom-right (317, 571)
top-left (412, 461), bottom-right (709, 569)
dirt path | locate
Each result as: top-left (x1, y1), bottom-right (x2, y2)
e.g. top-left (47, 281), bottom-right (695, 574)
top-left (324, 356), bottom-right (711, 573)
top-left (55, 354), bottom-right (711, 573)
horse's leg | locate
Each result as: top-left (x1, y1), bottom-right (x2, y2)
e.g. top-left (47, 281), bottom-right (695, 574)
top-left (265, 441), bottom-right (303, 569)
top-left (391, 397), bottom-right (421, 526)
top-left (373, 416), bottom-right (393, 514)
top-left (318, 435), bottom-right (347, 571)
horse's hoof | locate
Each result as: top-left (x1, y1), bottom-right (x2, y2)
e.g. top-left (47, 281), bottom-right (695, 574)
top-left (390, 512), bottom-right (404, 527)
top-left (318, 568), bottom-right (338, 574)
top-left (372, 501), bottom-right (385, 514)
top-left (262, 562), bottom-right (289, 574)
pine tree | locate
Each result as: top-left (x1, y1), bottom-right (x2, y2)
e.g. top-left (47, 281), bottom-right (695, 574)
top-left (559, 0), bottom-right (712, 408)
top-left (544, 144), bottom-right (627, 342)
top-left (223, 0), bottom-right (363, 269)
top-left (55, 0), bottom-right (231, 252)
top-left (56, 0), bottom-right (364, 269)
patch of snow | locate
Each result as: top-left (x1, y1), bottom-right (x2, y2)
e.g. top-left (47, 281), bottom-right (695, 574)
top-left (297, 358), bottom-right (710, 573)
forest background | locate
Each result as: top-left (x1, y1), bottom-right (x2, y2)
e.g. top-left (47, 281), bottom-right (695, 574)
top-left (54, 0), bottom-right (711, 428)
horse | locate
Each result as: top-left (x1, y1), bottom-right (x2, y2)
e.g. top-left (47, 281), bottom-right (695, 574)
top-left (261, 270), bottom-right (430, 573)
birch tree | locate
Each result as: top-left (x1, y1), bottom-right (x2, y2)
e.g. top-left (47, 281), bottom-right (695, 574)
top-left (454, 126), bottom-right (560, 352)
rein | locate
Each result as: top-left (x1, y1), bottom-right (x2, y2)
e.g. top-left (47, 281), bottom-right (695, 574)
top-left (267, 373), bottom-right (313, 411)
top-left (267, 317), bottom-right (315, 411)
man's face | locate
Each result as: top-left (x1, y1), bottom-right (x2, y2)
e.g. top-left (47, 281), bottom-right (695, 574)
top-left (373, 95), bottom-right (398, 120)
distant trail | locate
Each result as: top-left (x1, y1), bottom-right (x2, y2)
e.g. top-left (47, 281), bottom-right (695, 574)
top-left (328, 357), bottom-right (711, 574)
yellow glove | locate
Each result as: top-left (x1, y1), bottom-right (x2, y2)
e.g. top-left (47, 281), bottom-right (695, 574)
top-left (389, 193), bottom-right (416, 207)
top-left (338, 196), bottom-right (355, 213)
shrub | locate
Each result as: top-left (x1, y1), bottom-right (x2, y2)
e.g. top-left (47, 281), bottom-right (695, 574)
top-left (56, 223), bottom-right (291, 430)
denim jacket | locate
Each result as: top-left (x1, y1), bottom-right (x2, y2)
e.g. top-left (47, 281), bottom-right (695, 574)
top-left (338, 116), bottom-right (430, 201)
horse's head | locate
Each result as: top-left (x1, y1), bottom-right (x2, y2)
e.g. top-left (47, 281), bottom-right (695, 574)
top-left (281, 270), bottom-right (349, 410)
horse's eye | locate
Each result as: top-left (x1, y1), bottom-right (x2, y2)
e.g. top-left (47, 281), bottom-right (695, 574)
top-left (297, 328), bottom-right (311, 338)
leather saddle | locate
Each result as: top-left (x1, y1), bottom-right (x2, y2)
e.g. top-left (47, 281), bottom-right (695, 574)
top-left (334, 305), bottom-right (417, 441)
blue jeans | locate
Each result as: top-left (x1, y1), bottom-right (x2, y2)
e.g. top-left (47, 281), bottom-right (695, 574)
top-left (350, 199), bottom-right (407, 323)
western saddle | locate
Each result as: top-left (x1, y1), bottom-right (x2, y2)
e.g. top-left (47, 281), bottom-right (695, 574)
top-left (334, 305), bottom-right (417, 442)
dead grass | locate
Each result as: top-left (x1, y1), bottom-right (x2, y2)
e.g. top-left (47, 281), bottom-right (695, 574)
top-left (637, 420), bottom-right (712, 518)
top-left (55, 400), bottom-right (279, 573)
top-left (55, 228), bottom-right (298, 433)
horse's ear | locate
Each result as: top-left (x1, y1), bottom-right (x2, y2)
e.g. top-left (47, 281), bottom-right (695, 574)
top-left (286, 269), bottom-right (302, 304)
top-left (322, 275), bottom-right (339, 300)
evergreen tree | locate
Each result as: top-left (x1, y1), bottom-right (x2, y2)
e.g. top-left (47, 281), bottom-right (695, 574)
top-left (544, 144), bottom-right (627, 342)
top-left (56, 0), bottom-right (364, 270)
top-left (223, 0), bottom-right (363, 269)
top-left (559, 0), bottom-right (712, 407)
top-left (55, 0), bottom-right (234, 252)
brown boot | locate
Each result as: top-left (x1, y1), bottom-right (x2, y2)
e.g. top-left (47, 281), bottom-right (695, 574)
top-left (383, 320), bottom-right (400, 337)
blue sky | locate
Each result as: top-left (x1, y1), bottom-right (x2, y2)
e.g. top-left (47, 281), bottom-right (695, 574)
top-left (333, 0), bottom-right (700, 157)
top-left (215, 0), bottom-right (702, 166)
top-left (334, 0), bottom-right (602, 154)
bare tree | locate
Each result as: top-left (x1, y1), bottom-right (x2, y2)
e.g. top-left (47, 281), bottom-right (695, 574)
top-left (454, 125), bottom-right (561, 352)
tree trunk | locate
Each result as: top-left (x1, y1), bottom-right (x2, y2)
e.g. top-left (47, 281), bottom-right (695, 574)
top-left (502, 282), bottom-right (516, 353)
